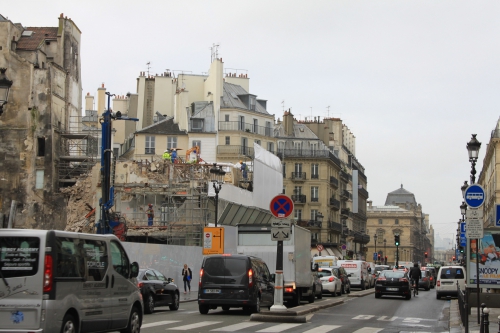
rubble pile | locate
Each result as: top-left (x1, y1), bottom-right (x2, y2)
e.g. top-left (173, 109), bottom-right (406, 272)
top-left (60, 174), bottom-right (96, 233)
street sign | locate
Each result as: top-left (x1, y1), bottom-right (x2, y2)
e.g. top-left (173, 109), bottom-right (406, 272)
top-left (317, 244), bottom-right (324, 252)
top-left (270, 195), bottom-right (294, 218)
top-left (496, 204), bottom-right (500, 227)
top-left (202, 227), bottom-right (225, 255)
top-left (271, 227), bottom-right (291, 241)
top-left (464, 184), bottom-right (485, 209)
top-left (466, 209), bottom-right (483, 219)
top-left (341, 244), bottom-right (347, 250)
top-left (271, 220), bottom-right (291, 228)
top-left (466, 219), bottom-right (484, 239)
top-left (373, 252), bottom-right (378, 261)
top-left (460, 236), bottom-right (467, 247)
top-left (460, 222), bottom-right (466, 234)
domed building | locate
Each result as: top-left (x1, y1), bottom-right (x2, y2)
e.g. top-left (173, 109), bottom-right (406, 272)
top-left (366, 185), bottom-right (434, 266)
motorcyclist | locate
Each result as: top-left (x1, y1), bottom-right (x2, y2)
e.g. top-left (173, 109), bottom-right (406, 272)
top-left (408, 262), bottom-right (421, 295)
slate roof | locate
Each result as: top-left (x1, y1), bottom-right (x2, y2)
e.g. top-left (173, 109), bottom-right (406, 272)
top-left (384, 185), bottom-right (417, 206)
top-left (274, 121), bottom-right (320, 139)
top-left (221, 82), bottom-right (271, 115)
top-left (192, 102), bottom-right (214, 118)
top-left (17, 27), bottom-right (58, 51)
top-left (368, 205), bottom-right (407, 212)
top-left (136, 117), bottom-right (187, 135)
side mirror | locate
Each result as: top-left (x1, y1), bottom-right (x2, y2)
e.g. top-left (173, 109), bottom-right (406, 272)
top-left (130, 262), bottom-right (139, 278)
top-left (270, 273), bottom-right (276, 282)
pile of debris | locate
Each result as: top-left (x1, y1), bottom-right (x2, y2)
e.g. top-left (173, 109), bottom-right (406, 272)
top-left (60, 172), bottom-right (97, 233)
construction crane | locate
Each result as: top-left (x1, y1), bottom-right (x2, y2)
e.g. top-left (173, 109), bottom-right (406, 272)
top-left (96, 92), bottom-right (138, 234)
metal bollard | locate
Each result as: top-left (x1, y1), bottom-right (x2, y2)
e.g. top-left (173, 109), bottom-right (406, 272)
top-left (484, 307), bottom-right (490, 333)
top-left (497, 315), bottom-right (500, 333)
top-left (481, 303), bottom-right (486, 333)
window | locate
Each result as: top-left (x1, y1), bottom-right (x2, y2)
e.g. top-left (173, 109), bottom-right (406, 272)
top-left (311, 142), bottom-right (318, 151)
top-left (294, 163), bottom-right (302, 175)
top-left (395, 219), bottom-right (399, 225)
top-left (294, 141), bottom-right (302, 150)
top-left (250, 96), bottom-right (256, 111)
top-left (378, 219), bottom-right (383, 225)
top-left (282, 186), bottom-right (286, 194)
top-left (167, 137), bottom-right (177, 149)
top-left (55, 237), bottom-right (85, 278)
top-left (239, 116), bottom-right (245, 131)
top-left (110, 240), bottom-right (130, 278)
top-left (37, 137), bottom-right (45, 157)
top-left (192, 140), bottom-right (201, 151)
top-left (311, 164), bottom-right (319, 179)
top-left (311, 186), bottom-right (319, 202)
top-left (377, 230), bottom-right (384, 242)
top-left (0, 236), bottom-right (40, 278)
top-left (225, 136), bottom-right (230, 145)
top-left (294, 186), bottom-right (302, 195)
top-left (35, 170), bottom-right (44, 189)
top-left (241, 137), bottom-right (248, 155)
top-left (278, 141), bottom-right (285, 152)
top-left (282, 163), bottom-right (286, 178)
top-left (83, 239), bottom-right (108, 281)
top-left (253, 119), bottom-right (258, 133)
top-left (267, 142), bottom-right (274, 153)
top-left (294, 209), bottom-right (302, 221)
top-left (254, 139), bottom-right (261, 145)
top-left (265, 121), bottom-right (272, 136)
top-left (225, 114), bottom-right (229, 122)
top-left (311, 209), bottom-right (318, 221)
top-left (145, 136), bottom-right (155, 154)
top-left (191, 119), bottom-right (203, 131)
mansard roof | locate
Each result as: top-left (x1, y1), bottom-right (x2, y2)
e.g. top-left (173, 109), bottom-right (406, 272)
top-left (221, 82), bottom-right (271, 115)
top-left (385, 185), bottom-right (417, 206)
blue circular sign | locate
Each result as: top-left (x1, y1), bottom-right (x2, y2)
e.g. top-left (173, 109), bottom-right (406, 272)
top-left (464, 184), bottom-right (485, 208)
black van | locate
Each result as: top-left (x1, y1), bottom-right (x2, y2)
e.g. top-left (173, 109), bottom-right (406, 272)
top-left (198, 254), bottom-right (275, 314)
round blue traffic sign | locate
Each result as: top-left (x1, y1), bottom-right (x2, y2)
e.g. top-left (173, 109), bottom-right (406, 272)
top-left (270, 195), bottom-right (294, 218)
top-left (464, 184), bottom-right (485, 208)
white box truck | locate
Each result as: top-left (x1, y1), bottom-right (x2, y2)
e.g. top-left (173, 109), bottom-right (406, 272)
top-left (236, 224), bottom-right (317, 306)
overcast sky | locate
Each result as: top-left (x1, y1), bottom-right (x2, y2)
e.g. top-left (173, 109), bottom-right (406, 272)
top-left (3, 1), bottom-right (499, 245)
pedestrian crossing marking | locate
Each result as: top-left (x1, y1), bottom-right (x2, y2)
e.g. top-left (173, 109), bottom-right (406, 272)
top-left (301, 325), bottom-right (341, 333)
top-left (352, 315), bottom-right (375, 320)
top-left (167, 321), bottom-right (222, 330)
top-left (255, 323), bottom-right (302, 332)
top-left (141, 320), bottom-right (179, 328)
top-left (351, 328), bottom-right (383, 333)
top-left (210, 322), bottom-right (263, 331)
top-left (402, 317), bottom-right (424, 323)
top-left (377, 316), bottom-right (397, 321)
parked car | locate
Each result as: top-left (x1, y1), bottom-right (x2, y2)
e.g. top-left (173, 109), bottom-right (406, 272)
top-left (436, 266), bottom-right (466, 299)
top-left (312, 272), bottom-right (324, 299)
top-left (418, 270), bottom-right (431, 291)
top-left (317, 267), bottom-right (342, 296)
top-left (375, 270), bottom-right (412, 300)
top-left (327, 266), bottom-right (351, 294)
top-left (367, 262), bottom-right (376, 288)
top-left (137, 268), bottom-right (180, 313)
top-left (198, 254), bottom-right (275, 314)
top-left (422, 266), bottom-right (437, 288)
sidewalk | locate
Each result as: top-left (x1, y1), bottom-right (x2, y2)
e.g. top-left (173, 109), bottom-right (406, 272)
top-left (449, 300), bottom-right (500, 333)
top-left (180, 289), bottom-right (198, 303)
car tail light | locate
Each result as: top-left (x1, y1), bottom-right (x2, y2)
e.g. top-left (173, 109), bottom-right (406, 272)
top-left (199, 268), bottom-right (204, 287)
top-left (248, 269), bottom-right (253, 288)
top-left (285, 287), bottom-right (294, 293)
top-left (437, 281), bottom-right (441, 287)
top-left (138, 282), bottom-right (144, 288)
top-left (43, 254), bottom-right (53, 292)
top-left (430, 276), bottom-right (433, 281)
top-left (329, 276), bottom-right (334, 282)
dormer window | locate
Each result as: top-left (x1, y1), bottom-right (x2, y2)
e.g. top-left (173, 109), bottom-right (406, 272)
top-left (249, 96), bottom-right (256, 111)
top-left (191, 119), bottom-right (203, 131)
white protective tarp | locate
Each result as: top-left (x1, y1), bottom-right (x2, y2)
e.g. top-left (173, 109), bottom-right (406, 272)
top-left (214, 143), bottom-right (283, 211)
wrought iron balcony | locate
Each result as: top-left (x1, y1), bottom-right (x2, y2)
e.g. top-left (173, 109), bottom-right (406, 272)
top-left (340, 170), bottom-right (351, 182)
top-left (358, 186), bottom-right (369, 198)
top-left (330, 176), bottom-right (339, 187)
top-left (291, 194), bottom-right (306, 203)
top-left (218, 121), bottom-right (273, 137)
top-left (327, 220), bottom-right (342, 232)
top-left (329, 197), bottom-right (340, 210)
top-left (341, 208), bottom-right (352, 218)
top-left (341, 189), bottom-right (352, 201)
top-left (307, 220), bottom-right (322, 228)
top-left (217, 145), bottom-right (254, 157)
top-left (291, 172), bottom-right (307, 181)
top-left (311, 173), bottom-right (319, 179)
top-left (311, 197), bottom-right (319, 203)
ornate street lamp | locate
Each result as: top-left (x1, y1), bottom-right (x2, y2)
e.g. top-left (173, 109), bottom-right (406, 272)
top-left (466, 134), bottom-right (481, 184)
top-left (210, 163), bottom-right (226, 227)
top-left (0, 68), bottom-right (13, 116)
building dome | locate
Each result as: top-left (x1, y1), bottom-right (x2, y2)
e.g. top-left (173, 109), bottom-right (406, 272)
top-left (384, 184), bottom-right (417, 206)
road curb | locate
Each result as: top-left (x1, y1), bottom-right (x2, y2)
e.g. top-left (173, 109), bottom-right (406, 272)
top-left (250, 299), bottom-right (344, 323)
top-left (348, 289), bottom-right (375, 297)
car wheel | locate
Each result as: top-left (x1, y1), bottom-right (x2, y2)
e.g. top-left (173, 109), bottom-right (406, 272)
top-left (405, 294), bottom-right (411, 300)
top-left (222, 306), bottom-right (230, 311)
top-left (436, 293), bottom-right (441, 300)
top-left (375, 293), bottom-right (381, 299)
top-left (308, 288), bottom-right (315, 303)
top-left (144, 294), bottom-right (155, 314)
top-left (251, 297), bottom-right (261, 313)
top-left (425, 286), bottom-right (430, 291)
top-left (61, 313), bottom-right (78, 333)
top-left (120, 306), bottom-right (141, 333)
top-left (199, 304), bottom-right (209, 314)
top-left (169, 292), bottom-right (179, 311)
top-left (317, 286), bottom-right (323, 299)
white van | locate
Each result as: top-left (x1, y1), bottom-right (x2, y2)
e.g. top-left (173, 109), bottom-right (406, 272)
top-left (313, 255), bottom-right (339, 268)
top-left (338, 260), bottom-right (369, 290)
top-left (436, 265), bottom-right (466, 299)
top-left (366, 262), bottom-right (376, 288)
top-left (0, 229), bottom-right (143, 333)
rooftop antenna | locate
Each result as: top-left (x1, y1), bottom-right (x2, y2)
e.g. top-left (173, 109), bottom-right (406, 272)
top-left (327, 106), bottom-right (330, 118)
top-left (146, 61), bottom-right (151, 76)
top-left (281, 100), bottom-right (285, 112)
top-left (310, 107), bottom-right (313, 121)
top-left (210, 43), bottom-right (220, 62)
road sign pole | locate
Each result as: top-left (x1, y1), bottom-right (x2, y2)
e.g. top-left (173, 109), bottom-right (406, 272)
top-left (270, 240), bottom-right (286, 311)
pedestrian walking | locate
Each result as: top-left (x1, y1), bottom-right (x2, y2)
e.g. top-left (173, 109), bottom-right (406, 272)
top-left (146, 204), bottom-right (154, 226)
top-left (182, 264), bottom-right (192, 294)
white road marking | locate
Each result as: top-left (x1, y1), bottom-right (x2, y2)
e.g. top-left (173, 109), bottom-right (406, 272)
top-left (141, 320), bottom-right (179, 328)
top-left (256, 323), bottom-right (302, 332)
top-left (351, 328), bottom-right (383, 333)
top-left (210, 322), bottom-right (263, 331)
top-left (166, 321), bottom-right (222, 330)
top-left (402, 317), bottom-right (422, 323)
top-left (377, 316), bottom-right (397, 321)
top-left (301, 325), bottom-right (342, 333)
top-left (352, 315), bottom-right (375, 320)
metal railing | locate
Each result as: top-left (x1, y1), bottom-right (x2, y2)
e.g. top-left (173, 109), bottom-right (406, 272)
top-left (307, 220), bottom-right (322, 228)
top-left (330, 176), bottom-right (339, 187)
top-left (457, 283), bottom-right (468, 331)
top-left (291, 194), bottom-right (306, 203)
top-left (328, 220), bottom-right (342, 232)
top-left (291, 172), bottom-right (307, 180)
top-left (216, 145), bottom-right (254, 157)
top-left (329, 197), bottom-right (340, 210)
top-left (218, 121), bottom-right (273, 137)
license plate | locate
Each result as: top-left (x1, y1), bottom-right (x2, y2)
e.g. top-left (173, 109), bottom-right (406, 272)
top-left (386, 287), bottom-right (398, 291)
top-left (204, 289), bottom-right (221, 293)
top-left (321, 280), bottom-right (328, 284)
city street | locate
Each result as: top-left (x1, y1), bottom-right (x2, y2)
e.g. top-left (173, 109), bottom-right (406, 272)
top-left (132, 288), bottom-right (451, 333)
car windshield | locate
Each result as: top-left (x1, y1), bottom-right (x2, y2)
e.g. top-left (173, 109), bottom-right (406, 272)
top-left (383, 271), bottom-right (405, 278)
top-left (317, 269), bottom-right (332, 278)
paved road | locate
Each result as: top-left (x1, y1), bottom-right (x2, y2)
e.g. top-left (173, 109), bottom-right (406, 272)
top-left (126, 288), bottom-right (452, 333)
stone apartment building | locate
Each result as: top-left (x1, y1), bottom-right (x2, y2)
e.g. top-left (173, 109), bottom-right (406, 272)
top-left (0, 13), bottom-right (85, 229)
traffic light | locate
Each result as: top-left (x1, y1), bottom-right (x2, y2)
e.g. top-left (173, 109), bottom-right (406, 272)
top-left (384, 256), bottom-right (388, 264)
top-left (394, 235), bottom-right (400, 246)
top-left (453, 256), bottom-right (456, 260)
top-left (459, 246), bottom-right (464, 253)
top-left (424, 252), bottom-right (428, 258)
top-left (377, 254), bottom-right (381, 260)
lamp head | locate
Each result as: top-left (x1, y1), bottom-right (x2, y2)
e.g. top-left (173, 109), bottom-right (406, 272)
top-left (466, 134), bottom-right (481, 161)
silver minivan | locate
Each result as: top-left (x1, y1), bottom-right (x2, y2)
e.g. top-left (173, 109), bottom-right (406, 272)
top-left (0, 229), bottom-right (143, 333)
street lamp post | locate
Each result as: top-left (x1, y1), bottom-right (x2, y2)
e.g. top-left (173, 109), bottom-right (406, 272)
top-left (383, 239), bottom-right (387, 265)
top-left (374, 234), bottom-right (378, 263)
top-left (210, 163), bottom-right (226, 227)
top-left (466, 134), bottom-right (482, 325)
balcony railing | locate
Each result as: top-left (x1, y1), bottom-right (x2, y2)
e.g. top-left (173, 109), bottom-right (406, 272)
top-left (341, 189), bottom-right (352, 201)
top-left (330, 176), bottom-right (339, 187)
top-left (340, 170), bottom-right (351, 182)
top-left (329, 197), bottom-right (340, 210)
top-left (291, 172), bottom-right (307, 181)
top-left (311, 173), bottom-right (319, 179)
top-left (217, 145), bottom-right (254, 157)
top-left (307, 220), bottom-right (322, 228)
top-left (358, 186), bottom-right (369, 198)
top-left (218, 121), bottom-right (273, 137)
top-left (311, 197), bottom-right (319, 202)
top-left (341, 208), bottom-right (352, 218)
top-left (291, 194), bottom-right (306, 203)
top-left (327, 220), bottom-right (342, 232)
